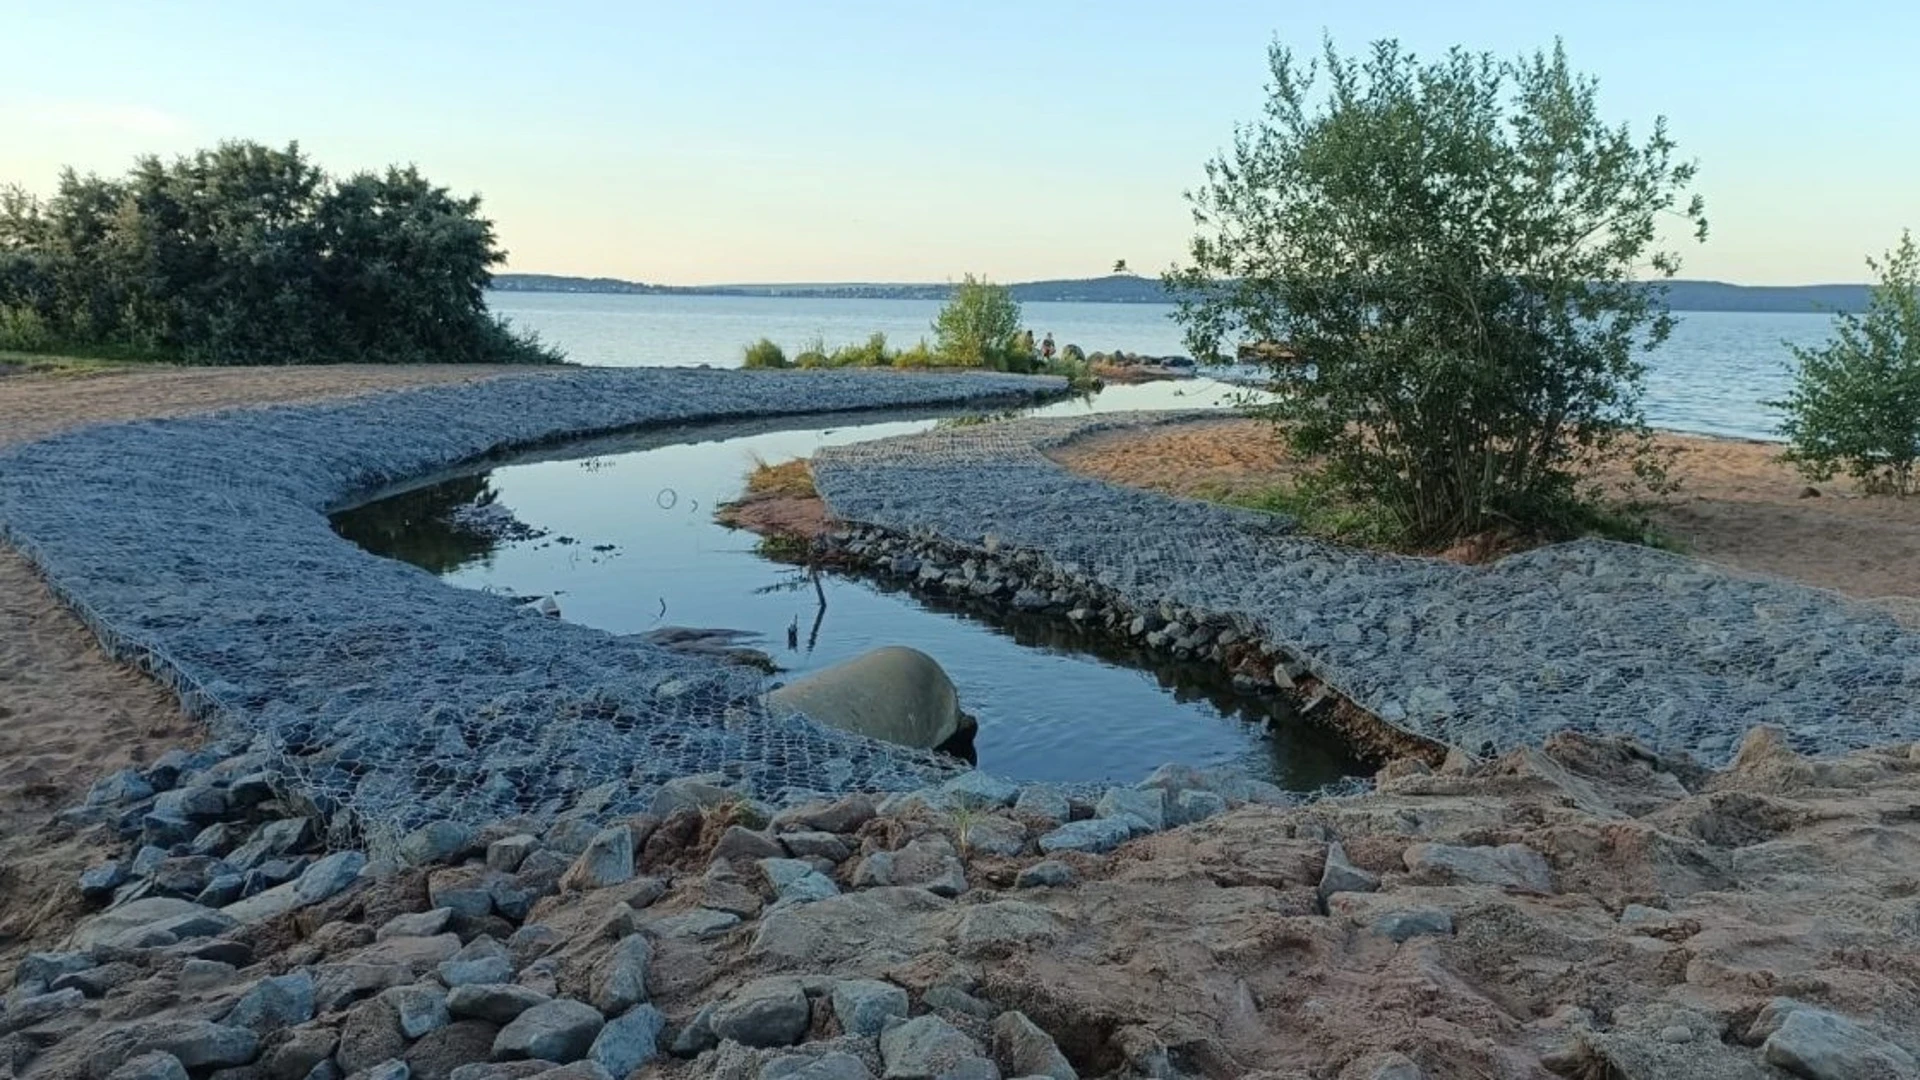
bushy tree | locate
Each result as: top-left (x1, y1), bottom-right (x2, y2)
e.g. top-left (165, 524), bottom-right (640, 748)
top-left (0, 141), bottom-right (557, 365)
top-left (1167, 39), bottom-right (1706, 543)
top-left (933, 274), bottom-right (1029, 371)
top-left (1773, 231), bottom-right (1920, 495)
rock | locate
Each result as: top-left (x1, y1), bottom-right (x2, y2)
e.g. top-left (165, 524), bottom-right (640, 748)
top-left (312, 963), bottom-right (414, 1015)
top-left (82, 861), bottom-right (131, 902)
top-left (73, 897), bottom-right (238, 950)
top-left (646, 908), bottom-right (740, 940)
top-left (1171, 789), bottom-right (1227, 825)
top-left (401, 822), bottom-right (478, 867)
top-left (1402, 843), bottom-right (1551, 892)
top-left (878, 1015), bottom-right (983, 1079)
top-left (16, 951), bottom-right (94, 987)
top-left (1094, 788), bottom-right (1164, 832)
top-left (761, 1053), bottom-right (875, 1080)
top-left (447, 1064), bottom-right (553, 1080)
top-left (712, 825), bottom-right (785, 864)
top-left (1753, 999), bottom-right (1916, 1079)
top-left (153, 784), bottom-right (230, 823)
top-left (262, 1027), bottom-right (338, 1080)
top-left (438, 937), bottom-right (513, 988)
top-left (958, 816), bottom-right (1025, 857)
top-left (750, 888), bottom-right (951, 969)
top-left (106, 1052), bottom-right (190, 1080)
top-left (1317, 842), bottom-right (1379, 901)
top-left (1011, 787), bottom-right (1071, 826)
top-left (402, 1020), bottom-right (499, 1080)
top-left (709, 976), bottom-right (811, 1048)
top-left (229, 818), bottom-right (315, 871)
top-left (990, 1012), bottom-right (1076, 1079)
top-left (487, 836), bottom-right (540, 873)
top-left (561, 828), bottom-right (634, 891)
top-left (588, 1004), bottom-right (666, 1076)
top-left (1346, 902), bottom-right (1454, 943)
top-left (179, 958), bottom-right (239, 993)
top-left (1014, 861), bottom-right (1075, 889)
top-left (772, 795), bottom-right (877, 835)
top-left (940, 772), bottom-right (1019, 811)
top-left (428, 868), bottom-right (500, 919)
top-left (1342, 1052), bottom-right (1424, 1080)
top-left (89, 768), bottom-right (156, 807)
top-left (589, 934), bottom-right (651, 1014)
top-left (778, 832), bottom-right (853, 862)
top-left (767, 646), bottom-right (964, 749)
top-left (357, 1062), bottom-right (411, 1080)
top-left (669, 1004), bottom-right (719, 1058)
top-left (383, 984), bottom-right (452, 1040)
top-left (339, 999), bottom-right (410, 1074)
top-left (493, 999), bottom-right (606, 1062)
top-left (508, 924), bottom-right (566, 966)
top-left (853, 838), bottom-right (965, 896)
top-left (448, 983), bottom-right (550, 1025)
top-left (540, 1065), bottom-right (611, 1080)
top-left (227, 851), bottom-right (367, 924)
top-left (197, 874), bottom-right (246, 907)
top-left (955, 901), bottom-right (1059, 951)
top-left (0, 988), bottom-right (85, 1035)
top-left (924, 985), bottom-right (996, 1021)
top-left (93, 1020), bottom-right (262, 1072)
top-left (1037, 819), bottom-right (1133, 855)
top-left (379, 908), bottom-right (455, 941)
top-left (830, 979), bottom-right (908, 1037)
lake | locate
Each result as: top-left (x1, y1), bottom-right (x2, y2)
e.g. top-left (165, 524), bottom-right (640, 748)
top-left (489, 291), bottom-right (1835, 441)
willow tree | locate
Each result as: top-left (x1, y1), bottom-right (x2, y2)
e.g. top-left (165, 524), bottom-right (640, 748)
top-left (1168, 39), bottom-right (1707, 543)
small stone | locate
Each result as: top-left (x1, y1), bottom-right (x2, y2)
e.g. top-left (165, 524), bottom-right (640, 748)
top-left (589, 934), bottom-right (652, 1014)
top-left (1171, 789), bottom-right (1227, 825)
top-left (224, 971), bottom-right (318, 1032)
top-left (771, 794), bottom-right (877, 835)
top-left (1659, 1025), bottom-right (1693, 1043)
top-left (761, 1053), bottom-right (874, 1080)
top-left (1094, 787), bottom-right (1164, 832)
top-left (923, 984), bottom-right (997, 1020)
top-left (447, 983), bottom-right (550, 1024)
top-left (830, 978), bottom-right (908, 1037)
top-left (106, 1052), bottom-right (190, 1080)
top-left (228, 817), bottom-right (315, 870)
top-left (17, 952), bottom-right (94, 988)
top-left (1014, 860), bottom-right (1075, 889)
top-left (712, 825), bottom-right (785, 864)
top-left (561, 828), bottom-right (634, 891)
top-left (400, 821), bottom-right (478, 867)
top-left (493, 998), bottom-right (606, 1063)
top-left (646, 908), bottom-right (740, 940)
top-left (196, 874), bottom-right (246, 907)
top-left (81, 861), bottom-right (130, 902)
top-left (957, 816), bottom-right (1025, 857)
top-left (1367, 908), bottom-right (1455, 942)
top-left (991, 1011), bottom-right (1076, 1079)
top-left (295, 850), bottom-right (369, 906)
top-left (487, 835), bottom-right (540, 873)
top-left (1402, 843), bottom-right (1551, 892)
top-left (588, 1004), bottom-right (667, 1076)
top-left (0, 988), bottom-right (85, 1033)
top-left (379, 908), bottom-right (455, 941)
top-left (382, 984), bottom-right (452, 1039)
top-left (152, 784), bottom-right (229, 823)
top-left (709, 976), bottom-right (810, 1048)
top-left (359, 1062), bottom-right (410, 1080)
top-left (508, 923), bottom-right (566, 966)
top-left (778, 831), bottom-right (852, 862)
top-left (1755, 999), bottom-right (1917, 1080)
top-left (102, 1020), bottom-right (262, 1070)
top-left (178, 958), bottom-right (239, 993)
top-left (1037, 818), bottom-right (1134, 855)
top-left (89, 768), bottom-right (156, 807)
top-left (669, 1003), bottom-right (719, 1057)
top-left (879, 1015), bottom-right (982, 1079)
top-left (428, 868), bottom-right (499, 919)
top-left (939, 771), bottom-right (1020, 811)
top-left (438, 937), bottom-right (513, 988)
top-left (1317, 842), bottom-right (1379, 901)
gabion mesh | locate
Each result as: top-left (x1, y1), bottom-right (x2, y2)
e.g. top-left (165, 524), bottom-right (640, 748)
top-left (812, 412), bottom-right (1920, 766)
top-left (0, 368), bottom-right (1061, 838)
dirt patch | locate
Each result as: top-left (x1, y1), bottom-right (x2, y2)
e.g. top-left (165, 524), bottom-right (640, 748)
top-left (1047, 416), bottom-right (1920, 605)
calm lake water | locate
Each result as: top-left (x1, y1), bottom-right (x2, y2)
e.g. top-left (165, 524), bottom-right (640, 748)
top-left (489, 291), bottom-right (1835, 441)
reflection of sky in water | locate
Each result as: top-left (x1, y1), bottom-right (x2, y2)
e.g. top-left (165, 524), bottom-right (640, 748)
top-left (340, 381), bottom-right (1362, 789)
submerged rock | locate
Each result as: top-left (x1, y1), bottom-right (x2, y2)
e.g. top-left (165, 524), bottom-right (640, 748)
top-left (767, 646), bottom-right (967, 750)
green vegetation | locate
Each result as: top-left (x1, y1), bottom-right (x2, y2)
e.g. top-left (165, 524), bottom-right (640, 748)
top-left (1773, 230), bottom-right (1920, 496)
top-left (742, 337), bottom-right (789, 369)
top-left (0, 141), bottom-right (558, 365)
top-left (1167, 39), bottom-right (1706, 547)
top-left (741, 454), bottom-right (816, 498)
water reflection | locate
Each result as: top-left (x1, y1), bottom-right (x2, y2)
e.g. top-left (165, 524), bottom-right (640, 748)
top-left (333, 475), bottom-right (505, 576)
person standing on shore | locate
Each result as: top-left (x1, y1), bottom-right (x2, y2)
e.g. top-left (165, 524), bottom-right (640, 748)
top-left (1041, 332), bottom-right (1056, 365)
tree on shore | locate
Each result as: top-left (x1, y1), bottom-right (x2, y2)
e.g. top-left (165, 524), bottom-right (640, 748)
top-left (933, 274), bottom-right (1030, 371)
top-left (0, 141), bottom-right (557, 365)
top-left (1773, 231), bottom-right (1920, 496)
top-left (1166, 38), bottom-right (1707, 544)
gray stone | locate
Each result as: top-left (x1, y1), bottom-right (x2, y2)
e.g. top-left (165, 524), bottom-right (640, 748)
top-left (228, 770), bottom-right (278, 807)
top-left (197, 874), bottom-right (246, 907)
top-left (493, 998), bottom-right (605, 1062)
top-left (82, 861), bottom-right (130, 901)
top-left (1367, 908), bottom-right (1455, 942)
top-left (853, 838), bottom-right (965, 897)
top-left (669, 1003), bottom-right (719, 1057)
top-left (760, 1053), bottom-right (874, 1080)
top-left (438, 936), bottom-right (514, 988)
top-left (447, 1064), bottom-right (554, 1080)
top-left (539, 1062), bottom-right (611, 1080)
top-left (153, 784), bottom-right (230, 822)
top-left (588, 1004), bottom-right (666, 1076)
top-left (1753, 999), bottom-right (1917, 1080)
top-left (378, 908), bottom-right (455, 941)
top-left (1170, 789), bottom-right (1227, 825)
top-left (191, 822), bottom-right (239, 856)
top-left (106, 1052), bottom-right (190, 1080)
top-left (954, 901), bottom-right (1059, 951)
top-left (89, 768), bottom-right (156, 807)
top-left (544, 818), bottom-right (601, 857)
top-left (1012, 787), bottom-right (1070, 825)
top-left (427, 868), bottom-right (500, 919)
top-left (939, 772), bottom-right (1019, 811)
top-left (338, 998), bottom-right (410, 1074)
top-left (230, 818), bottom-right (315, 871)
top-left (563, 828), bottom-right (634, 891)
top-left (778, 831), bottom-right (853, 862)
top-left (0, 988), bottom-right (84, 1035)
top-left (1094, 787), bottom-right (1164, 832)
top-left (487, 835), bottom-right (540, 873)
top-left (73, 897), bottom-right (238, 950)
top-left (1402, 843), bottom-right (1551, 892)
top-left (98, 1020), bottom-right (262, 1070)
top-left (712, 825), bottom-right (785, 864)
top-left (879, 1015), bottom-right (983, 1079)
top-left (589, 934), bottom-right (652, 1014)
top-left (358, 1062), bottom-right (411, 1080)
top-left (646, 777), bottom-right (743, 820)
top-left (709, 976), bottom-right (811, 1048)
top-left (830, 978), bottom-right (908, 1036)
top-left (507, 924), bottom-right (565, 967)
top-left (1014, 861), bottom-right (1075, 889)
top-left (401, 821), bottom-right (478, 866)
top-left (178, 958), bottom-right (239, 993)
top-left (1317, 842), bottom-right (1379, 901)
top-left (16, 951), bottom-right (93, 988)
top-left (646, 908), bottom-right (740, 940)
top-left (958, 816), bottom-right (1025, 857)
top-left (990, 1012), bottom-right (1076, 1080)
top-left (1036, 818), bottom-right (1133, 855)
top-left (382, 984), bottom-right (452, 1039)
top-left (772, 795), bottom-right (877, 835)
top-left (448, 983), bottom-right (550, 1024)
top-left (767, 646), bottom-right (964, 750)
top-left (774, 871), bottom-right (841, 905)
top-left (225, 970), bottom-right (318, 1032)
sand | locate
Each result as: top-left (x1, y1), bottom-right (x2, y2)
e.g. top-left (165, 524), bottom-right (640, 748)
top-left (1047, 417), bottom-right (1920, 608)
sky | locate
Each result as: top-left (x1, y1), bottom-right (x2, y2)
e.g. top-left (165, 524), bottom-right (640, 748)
top-left (2, 1), bottom-right (1915, 286)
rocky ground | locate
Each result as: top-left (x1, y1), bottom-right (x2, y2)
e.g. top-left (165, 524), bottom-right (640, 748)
top-left (6, 726), bottom-right (1918, 1080)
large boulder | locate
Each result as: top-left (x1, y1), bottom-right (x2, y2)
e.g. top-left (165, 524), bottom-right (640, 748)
top-left (767, 647), bottom-right (969, 750)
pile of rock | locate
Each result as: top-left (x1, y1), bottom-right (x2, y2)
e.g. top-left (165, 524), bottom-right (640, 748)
top-left (1083, 352), bottom-right (1195, 371)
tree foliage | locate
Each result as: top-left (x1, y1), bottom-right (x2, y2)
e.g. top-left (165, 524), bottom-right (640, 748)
top-left (932, 274), bottom-right (1031, 372)
top-left (0, 141), bottom-right (557, 365)
top-left (1772, 231), bottom-right (1920, 495)
top-left (1167, 39), bottom-right (1706, 543)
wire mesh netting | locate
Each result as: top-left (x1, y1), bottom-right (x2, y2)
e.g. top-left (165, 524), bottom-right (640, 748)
top-left (0, 368), bottom-right (1060, 839)
top-left (812, 412), bottom-right (1920, 766)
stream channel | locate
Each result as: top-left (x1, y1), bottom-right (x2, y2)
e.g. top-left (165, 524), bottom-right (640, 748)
top-left (331, 380), bottom-right (1367, 791)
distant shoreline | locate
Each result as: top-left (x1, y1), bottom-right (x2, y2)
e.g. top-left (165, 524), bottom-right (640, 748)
top-left (490, 273), bottom-right (1871, 314)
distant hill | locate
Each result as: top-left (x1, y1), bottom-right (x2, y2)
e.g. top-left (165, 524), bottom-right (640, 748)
top-left (491, 273), bottom-right (1869, 313)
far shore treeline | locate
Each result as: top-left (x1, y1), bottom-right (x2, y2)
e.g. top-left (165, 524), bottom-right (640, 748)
top-left (0, 141), bottom-right (559, 365)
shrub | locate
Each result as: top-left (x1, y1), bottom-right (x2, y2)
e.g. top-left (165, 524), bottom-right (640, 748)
top-left (893, 339), bottom-right (938, 369)
top-left (1773, 230), bottom-right (1920, 496)
top-left (742, 337), bottom-right (790, 369)
top-left (933, 275), bottom-right (1028, 371)
top-left (1166, 39), bottom-right (1706, 544)
top-left (0, 305), bottom-right (53, 351)
top-left (827, 331), bottom-right (893, 368)
top-left (793, 334), bottom-right (832, 368)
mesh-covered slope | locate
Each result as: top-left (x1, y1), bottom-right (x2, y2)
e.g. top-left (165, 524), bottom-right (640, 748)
top-left (0, 367), bottom-right (1061, 837)
top-left (813, 413), bottom-right (1920, 764)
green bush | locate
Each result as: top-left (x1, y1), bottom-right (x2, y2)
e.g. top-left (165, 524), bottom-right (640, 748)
top-left (1773, 230), bottom-right (1920, 496)
top-left (828, 331), bottom-right (893, 368)
top-left (793, 334), bottom-right (832, 369)
top-left (0, 305), bottom-right (53, 351)
top-left (933, 275), bottom-right (1029, 371)
top-left (742, 337), bottom-right (790, 369)
top-left (1166, 39), bottom-right (1705, 544)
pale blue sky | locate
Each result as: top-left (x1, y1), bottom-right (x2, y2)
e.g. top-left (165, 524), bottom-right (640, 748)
top-left (2, 1), bottom-right (1915, 285)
